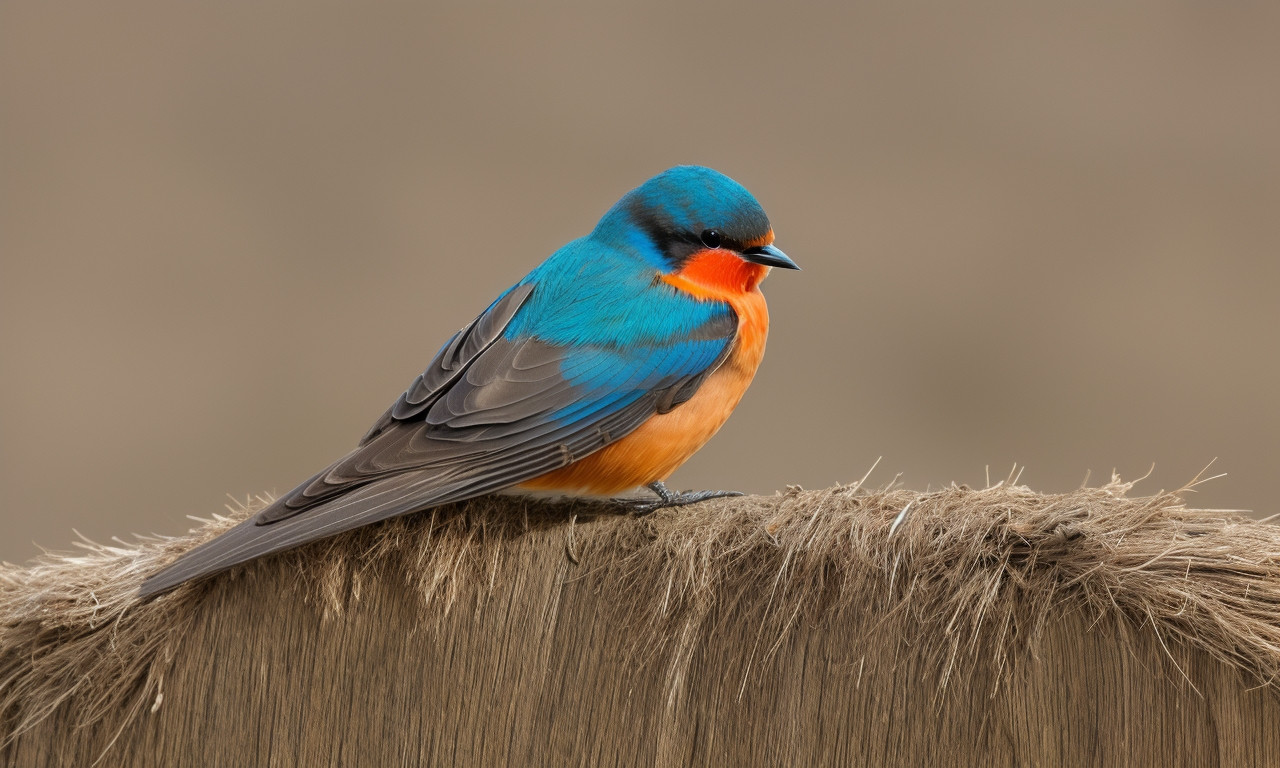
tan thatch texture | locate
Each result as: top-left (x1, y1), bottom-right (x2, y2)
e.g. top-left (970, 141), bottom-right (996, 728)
top-left (2, 477), bottom-right (1280, 766)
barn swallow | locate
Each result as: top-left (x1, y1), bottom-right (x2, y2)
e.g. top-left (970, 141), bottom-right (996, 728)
top-left (140, 165), bottom-right (797, 597)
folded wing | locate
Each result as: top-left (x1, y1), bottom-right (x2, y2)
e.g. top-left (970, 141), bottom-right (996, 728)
top-left (139, 282), bottom-right (736, 597)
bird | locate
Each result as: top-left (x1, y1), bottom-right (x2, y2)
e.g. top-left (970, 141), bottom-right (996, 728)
top-left (138, 165), bottom-right (798, 598)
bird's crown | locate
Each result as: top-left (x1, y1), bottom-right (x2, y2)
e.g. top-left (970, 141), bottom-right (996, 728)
top-left (593, 166), bottom-right (774, 271)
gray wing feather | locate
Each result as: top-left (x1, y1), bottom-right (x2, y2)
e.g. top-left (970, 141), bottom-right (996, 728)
top-left (138, 283), bottom-right (736, 598)
top-left (137, 394), bottom-right (658, 598)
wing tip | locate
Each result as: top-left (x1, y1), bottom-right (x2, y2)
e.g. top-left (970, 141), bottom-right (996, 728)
top-left (136, 558), bottom-right (205, 600)
top-left (134, 518), bottom-right (266, 600)
top-left (134, 547), bottom-right (212, 600)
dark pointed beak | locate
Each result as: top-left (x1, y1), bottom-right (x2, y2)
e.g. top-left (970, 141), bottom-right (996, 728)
top-left (742, 243), bottom-right (800, 270)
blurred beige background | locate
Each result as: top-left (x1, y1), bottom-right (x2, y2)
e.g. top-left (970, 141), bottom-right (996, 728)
top-left (2, 3), bottom-right (1277, 563)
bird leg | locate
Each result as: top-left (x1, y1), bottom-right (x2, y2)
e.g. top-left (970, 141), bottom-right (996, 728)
top-left (620, 480), bottom-right (744, 515)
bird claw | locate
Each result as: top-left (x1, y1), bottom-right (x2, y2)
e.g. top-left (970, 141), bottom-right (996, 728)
top-left (614, 481), bottom-right (744, 516)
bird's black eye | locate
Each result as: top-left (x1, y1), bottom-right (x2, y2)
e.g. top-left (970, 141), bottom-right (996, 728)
top-left (700, 229), bottom-right (723, 249)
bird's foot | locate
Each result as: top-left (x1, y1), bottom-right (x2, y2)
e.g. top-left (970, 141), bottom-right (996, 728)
top-left (617, 481), bottom-right (744, 516)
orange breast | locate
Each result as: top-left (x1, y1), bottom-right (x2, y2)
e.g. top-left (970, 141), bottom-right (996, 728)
top-left (520, 249), bottom-right (772, 496)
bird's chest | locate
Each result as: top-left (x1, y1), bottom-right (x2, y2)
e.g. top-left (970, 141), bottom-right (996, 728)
top-left (722, 289), bottom-right (769, 377)
top-left (625, 288), bottom-right (769, 469)
top-left (517, 287), bottom-right (769, 495)
top-left (644, 289), bottom-right (768, 447)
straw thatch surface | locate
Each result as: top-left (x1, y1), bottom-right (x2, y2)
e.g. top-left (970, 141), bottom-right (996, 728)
top-left (2, 474), bottom-right (1279, 766)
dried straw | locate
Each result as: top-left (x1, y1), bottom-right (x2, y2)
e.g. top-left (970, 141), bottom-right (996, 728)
top-left (2, 472), bottom-right (1276, 749)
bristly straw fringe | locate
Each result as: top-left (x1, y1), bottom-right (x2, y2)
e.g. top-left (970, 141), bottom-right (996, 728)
top-left (1, 472), bottom-right (1276, 748)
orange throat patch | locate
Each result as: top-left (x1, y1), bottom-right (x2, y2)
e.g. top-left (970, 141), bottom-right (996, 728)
top-left (662, 248), bottom-right (769, 298)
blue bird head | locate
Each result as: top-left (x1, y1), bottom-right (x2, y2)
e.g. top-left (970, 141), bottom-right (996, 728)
top-left (592, 166), bottom-right (798, 274)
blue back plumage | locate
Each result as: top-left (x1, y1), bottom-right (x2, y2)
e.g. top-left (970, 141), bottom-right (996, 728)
top-left (501, 166), bottom-right (765, 425)
top-left (508, 236), bottom-right (731, 422)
